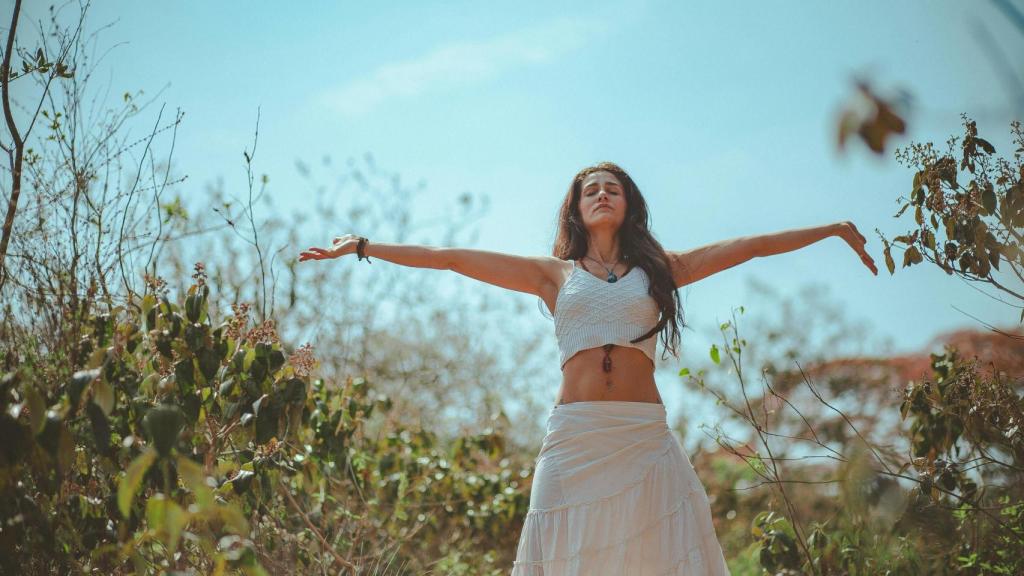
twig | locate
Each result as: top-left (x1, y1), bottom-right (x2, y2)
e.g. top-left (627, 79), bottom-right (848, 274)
top-left (280, 480), bottom-right (357, 573)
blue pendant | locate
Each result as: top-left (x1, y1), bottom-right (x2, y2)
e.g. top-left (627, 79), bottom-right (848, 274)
top-left (607, 273), bottom-right (617, 283)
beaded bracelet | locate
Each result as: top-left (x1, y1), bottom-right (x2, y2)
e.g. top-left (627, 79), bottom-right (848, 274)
top-left (356, 236), bottom-right (372, 263)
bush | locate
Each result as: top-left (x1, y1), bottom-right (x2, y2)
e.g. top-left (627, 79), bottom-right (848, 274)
top-left (1, 270), bottom-right (534, 574)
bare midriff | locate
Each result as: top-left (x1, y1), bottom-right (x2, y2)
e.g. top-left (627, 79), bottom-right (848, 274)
top-left (555, 346), bottom-right (663, 405)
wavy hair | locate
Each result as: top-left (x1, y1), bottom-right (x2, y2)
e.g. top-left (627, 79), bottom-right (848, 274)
top-left (551, 161), bottom-right (686, 362)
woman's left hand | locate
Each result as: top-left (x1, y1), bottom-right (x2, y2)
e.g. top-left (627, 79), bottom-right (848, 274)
top-left (835, 221), bottom-right (877, 275)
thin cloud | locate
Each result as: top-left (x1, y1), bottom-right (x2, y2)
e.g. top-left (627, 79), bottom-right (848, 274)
top-left (317, 17), bottom-right (603, 118)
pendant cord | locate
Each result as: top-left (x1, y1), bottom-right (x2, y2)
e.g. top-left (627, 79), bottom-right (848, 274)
top-left (584, 254), bottom-right (622, 283)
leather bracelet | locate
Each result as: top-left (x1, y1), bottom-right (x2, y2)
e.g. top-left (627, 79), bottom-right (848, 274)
top-left (356, 236), bottom-right (372, 263)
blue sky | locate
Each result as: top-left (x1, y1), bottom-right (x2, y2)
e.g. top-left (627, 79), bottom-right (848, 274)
top-left (17, 1), bottom-right (1022, 431)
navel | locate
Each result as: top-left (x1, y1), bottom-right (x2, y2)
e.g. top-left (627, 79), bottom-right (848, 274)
top-left (602, 343), bottom-right (614, 373)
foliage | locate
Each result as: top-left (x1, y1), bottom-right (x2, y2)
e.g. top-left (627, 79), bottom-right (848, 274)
top-left (689, 306), bottom-right (1023, 576)
top-left (0, 272), bottom-right (535, 574)
top-left (881, 116), bottom-right (1024, 321)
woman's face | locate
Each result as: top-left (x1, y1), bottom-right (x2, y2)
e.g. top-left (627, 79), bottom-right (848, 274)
top-left (578, 170), bottom-right (627, 233)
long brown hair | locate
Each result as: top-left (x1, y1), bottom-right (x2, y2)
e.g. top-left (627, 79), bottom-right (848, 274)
top-left (552, 161), bottom-right (686, 362)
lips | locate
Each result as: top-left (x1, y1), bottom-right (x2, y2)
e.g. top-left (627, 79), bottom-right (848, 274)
top-left (596, 205), bottom-right (612, 212)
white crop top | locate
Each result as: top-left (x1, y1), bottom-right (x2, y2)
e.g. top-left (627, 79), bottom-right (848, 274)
top-left (551, 260), bottom-right (660, 369)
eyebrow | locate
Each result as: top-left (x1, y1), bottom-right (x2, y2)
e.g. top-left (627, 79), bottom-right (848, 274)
top-left (583, 181), bottom-right (621, 189)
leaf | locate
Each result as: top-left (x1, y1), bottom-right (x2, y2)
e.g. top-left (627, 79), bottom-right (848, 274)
top-left (27, 387), bottom-right (46, 436)
top-left (255, 396), bottom-right (281, 444)
top-left (119, 447), bottom-right (157, 517)
top-left (176, 454), bottom-right (214, 508)
top-left (709, 344), bottom-right (721, 365)
top-left (143, 404), bottom-right (185, 458)
top-left (175, 359), bottom-right (195, 394)
top-left (146, 494), bottom-right (187, 554)
top-left (923, 229), bottom-right (936, 251)
top-left (678, 367), bottom-right (690, 377)
top-left (283, 378), bottom-right (306, 403)
top-left (86, 402), bottom-right (112, 454)
top-left (902, 246), bottom-right (923, 267)
top-left (92, 378), bottom-right (114, 416)
top-left (198, 348), bottom-right (220, 381)
top-left (68, 369), bottom-right (100, 415)
top-left (981, 183), bottom-right (996, 215)
top-left (974, 138), bottom-right (995, 154)
top-left (883, 242), bottom-right (896, 275)
top-left (219, 503), bottom-right (250, 535)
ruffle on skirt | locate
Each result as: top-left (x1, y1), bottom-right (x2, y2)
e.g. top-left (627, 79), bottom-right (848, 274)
top-left (511, 401), bottom-right (729, 576)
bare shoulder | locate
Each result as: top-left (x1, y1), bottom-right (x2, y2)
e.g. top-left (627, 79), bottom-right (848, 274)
top-left (534, 256), bottom-right (573, 316)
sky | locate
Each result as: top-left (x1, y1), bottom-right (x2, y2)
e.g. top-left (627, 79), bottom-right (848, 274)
top-left (11, 1), bottom-right (1023, 439)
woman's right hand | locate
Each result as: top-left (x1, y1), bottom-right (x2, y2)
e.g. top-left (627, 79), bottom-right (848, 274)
top-left (298, 234), bottom-right (361, 262)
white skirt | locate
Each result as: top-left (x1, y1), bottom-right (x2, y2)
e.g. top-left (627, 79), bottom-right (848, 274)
top-left (511, 401), bottom-right (730, 576)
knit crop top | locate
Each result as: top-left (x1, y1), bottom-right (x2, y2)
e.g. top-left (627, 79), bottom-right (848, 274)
top-left (551, 260), bottom-right (660, 369)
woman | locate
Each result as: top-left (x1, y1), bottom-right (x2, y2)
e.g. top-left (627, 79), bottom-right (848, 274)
top-left (298, 161), bottom-right (878, 575)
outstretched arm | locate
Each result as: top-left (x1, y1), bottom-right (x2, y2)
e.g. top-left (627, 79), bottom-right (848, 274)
top-left (667, 221), bottom-right (877, 288)
top-left (298, 234), bottom-right (561, 297)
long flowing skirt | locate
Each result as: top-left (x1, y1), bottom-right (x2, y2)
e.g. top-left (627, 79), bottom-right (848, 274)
top-left (511, 400), bottom-right (730, 576)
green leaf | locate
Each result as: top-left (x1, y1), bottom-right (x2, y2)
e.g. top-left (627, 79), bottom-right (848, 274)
top-left (175, 359), bottom-right (195, 393)
top-left (119, 447), bottom-right (157, 517)
top-left (710, 344), bottom-right (721, 365)
top-left (146, 494), bottom-right (187, 554)
top-left (175, 454), bottom-right (214, 508)
top-left (143, 404), bottom-right (185, 458)
top-left (749, 454), bottom-right (767, 475)
top-left (255, 396), bottom-right (281, 444)
top-left (198, 348), bottom-right (220, 381)
top-left (86, 402), bottom-right (112, 454)
top-left (92, 378), bottom-right (114, 416)
top-left (269, 349), bottom-right (286, 374)
top-left (678, 367), bottom-right (690, 377)
top-left (219, 503), bottom-right (250, 535)
top-left (283, 378), bottom-right (306, 403)
top-left (27, 387), bottom-right (46, 436)
top-left (185, 292), bottom-right (201, 323)
top-left (68, 369), bottom-right (100, 414)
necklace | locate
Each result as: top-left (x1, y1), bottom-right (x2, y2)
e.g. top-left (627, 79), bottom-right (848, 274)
top-left (584, 254), bottom-right (622, 283)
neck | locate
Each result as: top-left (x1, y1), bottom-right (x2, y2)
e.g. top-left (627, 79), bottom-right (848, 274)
top-left (586, 230), bottom-right (621, 265)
